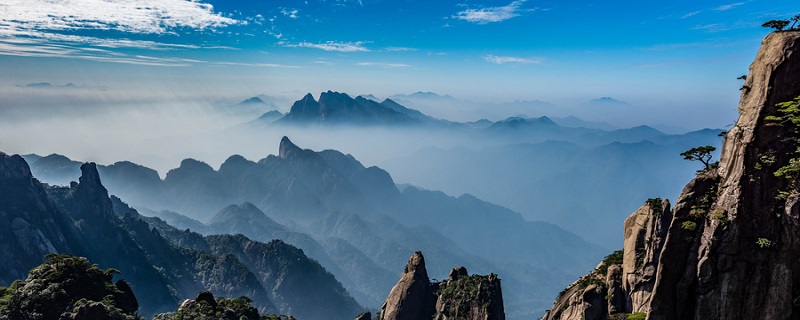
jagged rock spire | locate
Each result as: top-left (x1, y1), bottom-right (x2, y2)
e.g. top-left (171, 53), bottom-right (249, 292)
top-left (380, 252), bottom-right (437, 320)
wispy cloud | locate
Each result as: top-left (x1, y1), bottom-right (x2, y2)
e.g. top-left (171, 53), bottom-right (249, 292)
top-left (0, 0), bottom-right (242, 66)
top-left (0, 0), bottom-right (239, 35)
top-left (284, 41), bottom-right (370, 52)
top-left (281, 8), bottom-right (299, 19)
top-left (483, 54), bottom-right (541, 64)
top-left (454, 0), bottom-right (529, 24)
top-left (0, 36), bottom-right (293, 67)
top-left (385, 47), bottom-right (418, 52)
top-left (680, 2), bottom-right (746, 19)
top-left (691, 23), bottom-right (745, 32)
top-left (681, 11), bottom-right (702, 19)
top-left (356, 62), bottom-right (412, 68)
top-left (713, 2), bottom-right (745, 11)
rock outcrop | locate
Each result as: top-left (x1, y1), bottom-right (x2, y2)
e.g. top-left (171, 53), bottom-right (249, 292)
top-left (0, 153), bottom-right (80, 286)
top-left (0, 254), bottom-right (140, 320)
top-left (544, 30), bottom-right (800, 320)
top-left (380, 252), bottom-right (437, 320)
top-left (651, 28), bottom-right (800, 320)
top-left (379, 252), bottom-right (504, 320)
top-left (543, 199), bottom-right (669, 320)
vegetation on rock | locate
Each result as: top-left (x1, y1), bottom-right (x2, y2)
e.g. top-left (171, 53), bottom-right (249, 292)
top-left (153, 291), bottom-right (296, 320)
top-left (0, 254), bottom-right (141, 320)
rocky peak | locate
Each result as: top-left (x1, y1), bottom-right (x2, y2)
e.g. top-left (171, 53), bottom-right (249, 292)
top-left (0, 153), bottom-right (77, 286)
top-left (380, 252), bottom-right (504, 320)
top-left (68, 162), bottom-right (116, 223)
top-left (0, 152), bottom-right (33, 181)
top-left (320, 90), bottom-right (353, 104)
top-left (434, 267), bottom-right (505, 320)
top-left (282, 93), bottom-right (320, 121)
top-left (77, 162), bottom-right (104, 192)
top-left (279, 136), bottom-right (314, 160)
top-left (380, 252), bottom-right (437, 320)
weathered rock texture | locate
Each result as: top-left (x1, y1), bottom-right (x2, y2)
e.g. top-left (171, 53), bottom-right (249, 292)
top-left (380, 252), bottom-right (505, 320)
top-left (653, 28), bottom-right (800, 320)
top-left (542, 200), bottom-right (670, 320)
top-left (544, 30), bottom-right (800, 320)
top-left (0, 153), bottom-right (81, 287)
top-left (380, 252), bottom-right (437, 320)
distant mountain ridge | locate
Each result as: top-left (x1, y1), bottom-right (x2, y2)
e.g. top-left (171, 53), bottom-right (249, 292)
top-left (276, 91), bottom-right (425, 126)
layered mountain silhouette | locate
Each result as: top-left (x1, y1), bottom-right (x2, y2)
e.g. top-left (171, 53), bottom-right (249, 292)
top-left (23, 137), bottom-right (604, 318)
top-left (0, 153), bottom-right (362, 319)
top-left (275, 91), bottom-right (426, 126)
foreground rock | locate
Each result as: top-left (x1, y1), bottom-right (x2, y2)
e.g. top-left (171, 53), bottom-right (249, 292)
top-left (543, 30), bottom-right (800, 320)
top-left (542, 199), bottom-right (669, 320)
top-left (379, 252), bottom-right (504, 320)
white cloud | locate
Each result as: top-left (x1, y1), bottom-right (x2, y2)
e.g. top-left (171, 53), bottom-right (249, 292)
top-left (713, 2), bottom-right (745, 11)
top-left (356, 62), bottom-right (412, 68)
top-left (454, 0), bottom-right (528, 24)
top-left (284, 41), bottom-right (370, 52)
top-left (483, 54), bottom-right (541, 64)
top-left (281, 8), bottom-right (299, 19)
top-left (0, 0), bottom-right (238, 35)
top-left (0, 35), bottom-right (295, 67)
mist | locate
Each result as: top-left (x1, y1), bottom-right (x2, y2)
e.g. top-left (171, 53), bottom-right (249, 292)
top-left (0, 88), bottom-right (725, 247)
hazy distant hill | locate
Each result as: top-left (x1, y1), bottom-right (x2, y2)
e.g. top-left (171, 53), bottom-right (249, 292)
top-left (381, 130), bottom-right (722, 246)
top-left (276, 91), bottom-right (424, 126)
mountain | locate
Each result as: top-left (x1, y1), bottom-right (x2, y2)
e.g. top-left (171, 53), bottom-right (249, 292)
top-left (388, 92), bottom-right (557, 122)
top-left (23, 137), bottom-right (604, 318)
top-left (588, 97), bottom-right (629, 106)
top-left (238, 96), bottom-right (270, 106)
top-left (250, 110), bottom-right (284, 125)
top-left (0, 153), bottom-right (364, 319)
top-left (380, 131), bottom-right (721, 246)
top-left (544, 31), bottom-right (800, 320)
top-left (276, 91), bottom-right (421, 126)
top-left (549, 115), bottom-right (618, 131)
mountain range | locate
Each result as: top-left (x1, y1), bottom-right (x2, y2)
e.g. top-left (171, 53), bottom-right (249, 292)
top-left (22, 136), bottom-right (604, 318)
top-left (0, 153), bottom-right (362, 319)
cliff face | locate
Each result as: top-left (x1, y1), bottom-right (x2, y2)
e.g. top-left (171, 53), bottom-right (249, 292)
top-left (380, 252), bottom-right (437, 320)
top-left (543, 200), bottom-right (670, 320)
top-left (654, 29), bottom-right (800, 320)
top-left (0, 153), bottom-right (81, 286)
top-left (380, 252), bottom-right (505, 320)
top-left (544, 31), bottom-right (800, 320)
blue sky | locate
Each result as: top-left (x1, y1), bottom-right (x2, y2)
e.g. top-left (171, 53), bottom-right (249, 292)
top-left (1, 0), bottom-right (798, 128)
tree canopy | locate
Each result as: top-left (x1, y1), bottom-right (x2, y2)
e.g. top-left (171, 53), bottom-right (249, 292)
top-left (681, 146), bottom-right (717, 172)
top-left (763, 19), bottom-right (790, 31)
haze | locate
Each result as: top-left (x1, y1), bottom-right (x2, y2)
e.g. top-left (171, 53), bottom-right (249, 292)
top-left (2, 0), bottom-right (799, 242)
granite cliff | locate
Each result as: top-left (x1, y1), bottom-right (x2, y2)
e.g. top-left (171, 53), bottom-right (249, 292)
top-left (544, 30), bottom-right (800, 320)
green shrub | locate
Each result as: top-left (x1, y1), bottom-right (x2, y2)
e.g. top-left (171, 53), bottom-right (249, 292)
top-left (681, 221), bottom-right (698, 231)
top-left (627, 312), bottom-right (647, 320)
